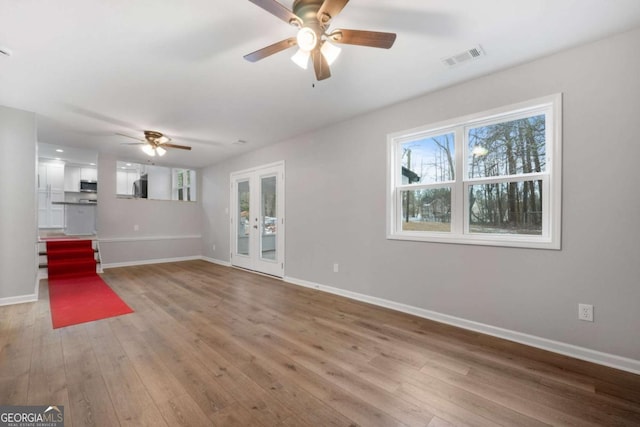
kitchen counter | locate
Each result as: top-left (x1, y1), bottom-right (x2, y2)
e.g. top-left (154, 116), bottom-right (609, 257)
top-left (53, 203), bottom-right (97, 235)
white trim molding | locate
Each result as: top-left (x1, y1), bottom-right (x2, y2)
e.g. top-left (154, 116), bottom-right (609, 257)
top-left (201, 256), bottom-right (232, 267)
top-left (0, 293), bottom-right (38, 307)
top-left (284, 275), bottom-right (640, 375)
top-left (101, 255), bottom-right (202, 269)
top-left (103, 255), bottom-right (232, 270)
top-left (99, 234), bottom-right (202, 243)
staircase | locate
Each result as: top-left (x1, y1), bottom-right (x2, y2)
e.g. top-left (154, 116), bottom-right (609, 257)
top-left (38, 239), bottom-right (102, 279)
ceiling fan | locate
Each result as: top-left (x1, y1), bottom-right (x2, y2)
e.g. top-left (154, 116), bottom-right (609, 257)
top-left (118, 130), bottom-right (192, 157)
top-left (244, 0), bottom-right (396, 80)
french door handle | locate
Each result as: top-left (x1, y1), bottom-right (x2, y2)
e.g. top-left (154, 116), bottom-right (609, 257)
top-left (253, 225), bottom-right (258, 229)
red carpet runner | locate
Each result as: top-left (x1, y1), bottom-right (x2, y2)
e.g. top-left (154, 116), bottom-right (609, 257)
top-left (46, 240), bottom-right (133, 329)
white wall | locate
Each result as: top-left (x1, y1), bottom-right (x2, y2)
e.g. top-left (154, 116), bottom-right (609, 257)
top-left (97, 153), bottom-right (203, 266)
top-left (0, 106), bottom-right (38, 304)
top-left (201, 28), bottom-right (640, 364)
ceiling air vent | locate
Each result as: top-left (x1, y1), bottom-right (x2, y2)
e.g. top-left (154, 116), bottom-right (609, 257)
top-left (442, 45), bottom-right (485, 68)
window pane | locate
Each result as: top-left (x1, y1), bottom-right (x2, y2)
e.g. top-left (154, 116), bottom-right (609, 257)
top-left (469, 180), bottom-right (542, 235)
top-left (468, 114), bottom-right (545, 178)
top-left (237, 180), bottom-right (250, 256)
top-left (261, 175), bottom-right (277, 261)
top-left (401, 133), bottom-right (455, 184)
top-left (401, 188), bottom-right (451, 232)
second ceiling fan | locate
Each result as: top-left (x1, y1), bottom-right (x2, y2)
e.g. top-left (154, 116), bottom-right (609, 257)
top-left (244, 0), bottom-right (396, 81)
top-left (119, 130), bottom-right (192, 157)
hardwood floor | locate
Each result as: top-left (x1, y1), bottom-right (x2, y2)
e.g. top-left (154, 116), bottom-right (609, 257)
top-left (1, 260), bottom-right (640, 426)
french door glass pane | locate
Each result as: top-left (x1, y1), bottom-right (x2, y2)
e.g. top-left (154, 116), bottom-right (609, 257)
top-left (468, 180), bottom-right (542, 235)
top-left (401, 188), bottom-right (451, 232)
top-left (261, 175), bottom-right (277, 261)
top-left (237, 180), bottom-right (250, 255)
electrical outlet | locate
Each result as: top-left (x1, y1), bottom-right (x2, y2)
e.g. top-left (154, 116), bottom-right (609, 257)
top-left (333, 263), bottom-right (339, 273)
top-left (212, 244), bottom-right (216, 251)
top-left (578, 303), bottom-right (594, 322)
top-left (133, 224), bottom-right (139, 231)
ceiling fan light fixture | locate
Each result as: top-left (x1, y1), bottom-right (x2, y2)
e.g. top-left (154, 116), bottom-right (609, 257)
top-left (296, 27), bottom-right (317, 52)
top-left (156, 146), bottom-right (167, 156)
top-left (142, 144), bottom-right (156, 156)
top-left (320, 40), bottom-right (341, 66)
top-left (291, 48), bottom-right (310, 69)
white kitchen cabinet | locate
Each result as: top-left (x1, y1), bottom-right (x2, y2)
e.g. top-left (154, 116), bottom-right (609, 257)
top-left (64, 166), bottom-right (81, 192)
top-left (81, 167), bottom-right (97, 181)
top-left (38, 162), bottom-right (65, 228)
top-left (116, 170), bottom-right (129, 195)
top-left (117, 170), bottom-right (139, 195)
top-left (38, 162), bottom-right (65, 191)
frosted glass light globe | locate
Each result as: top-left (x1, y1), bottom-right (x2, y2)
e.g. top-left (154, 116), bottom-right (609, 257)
top-left (296, 27), bottom-right (317, 52)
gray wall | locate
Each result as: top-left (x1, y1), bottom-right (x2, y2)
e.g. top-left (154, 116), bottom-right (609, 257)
top-left (97, 153), bottom-right (203, 265)
top-left (0, 106), bottom-right (38, 301)
top-left (201, 28), bottom-right (640, 361)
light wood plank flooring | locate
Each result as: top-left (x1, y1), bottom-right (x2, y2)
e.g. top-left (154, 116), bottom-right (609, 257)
top-left (1, 260), bottom-right (639, 426)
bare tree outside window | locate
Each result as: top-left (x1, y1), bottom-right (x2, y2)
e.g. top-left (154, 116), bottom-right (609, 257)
top-left (468, 115), bottom-right (545, 234)
top-left (400, 133), bottom-right (454, 231)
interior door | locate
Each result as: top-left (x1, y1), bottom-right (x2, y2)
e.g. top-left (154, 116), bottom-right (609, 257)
top-left (231, 162), bottom-right (284, 277)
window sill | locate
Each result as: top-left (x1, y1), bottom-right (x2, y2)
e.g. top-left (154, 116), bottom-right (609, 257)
top-left (387, 232), bottom-right (560, 250)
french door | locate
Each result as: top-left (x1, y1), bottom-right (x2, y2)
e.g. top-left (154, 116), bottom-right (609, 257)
top-left (230, 162), bottom-right (284, 277)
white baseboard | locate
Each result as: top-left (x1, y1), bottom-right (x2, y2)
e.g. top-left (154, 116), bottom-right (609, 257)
top-left (284, 275), bottom-right (640, 375)
top-left (98, 235), bottom-right (202, 243)
top-left (201, 256), bottom-right (232, 267)
top-left (0, 293), bottom-right (38, 307)
top-left (101, 255), bottom-right (202, 269)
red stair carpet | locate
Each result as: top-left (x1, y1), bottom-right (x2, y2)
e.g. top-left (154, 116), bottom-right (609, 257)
top-left (46, 239), bottom-right (133, 329)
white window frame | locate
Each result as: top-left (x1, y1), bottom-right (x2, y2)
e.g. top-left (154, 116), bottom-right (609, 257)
top-left (172, 168), bottom-right (196, 201)
top-left (387, 94), bottom-right (562, 249)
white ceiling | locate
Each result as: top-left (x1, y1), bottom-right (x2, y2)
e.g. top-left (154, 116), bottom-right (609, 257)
top-left (1, 0), bottom-right (639, 168)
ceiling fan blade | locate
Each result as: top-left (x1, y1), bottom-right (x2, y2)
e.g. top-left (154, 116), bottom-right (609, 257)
top-left (248, 0), bottom-right (302, 26)
top-left (317, 0), bottom-right (349, 24)
top-left (329, 29), bottom-right (397, 49)
top-left (121, 142), bottom-right (145, 146)
top-left (161, 143), bottom-right (192, 151)
top-left (312, 49), bottom-right (331, 81)
top-left (116, 132), bottom-right (144, 142)
top-left (244, 37), bottom-right (297, 62)
top-left (172, 135), bottom-right (226, 147)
